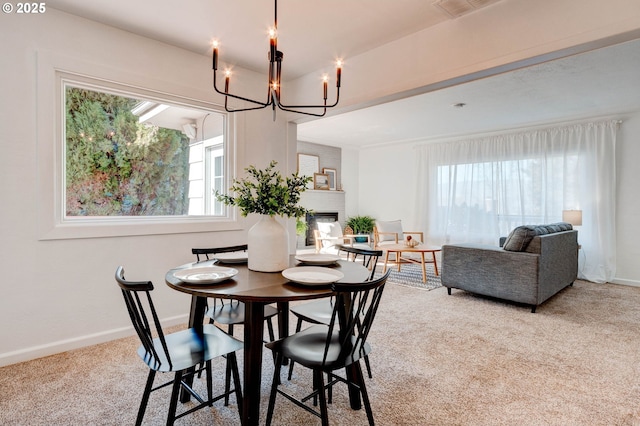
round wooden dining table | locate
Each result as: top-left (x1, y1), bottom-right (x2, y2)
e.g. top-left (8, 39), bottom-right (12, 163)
top-left (165, 255), bottom-right (369, 426)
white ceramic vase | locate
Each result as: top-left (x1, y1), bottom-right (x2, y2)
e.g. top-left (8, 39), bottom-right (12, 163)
top-left (248, 215), bottom-right (289, 272)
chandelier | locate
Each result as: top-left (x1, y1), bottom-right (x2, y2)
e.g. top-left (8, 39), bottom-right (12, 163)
top-left (211, 0), bottom-right (342, 119)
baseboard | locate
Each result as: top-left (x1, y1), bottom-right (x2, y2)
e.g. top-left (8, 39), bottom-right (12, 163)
top-left (610, 277), bottom-right (640, 287)
top-left (0, 314), bottom-right (188, 368)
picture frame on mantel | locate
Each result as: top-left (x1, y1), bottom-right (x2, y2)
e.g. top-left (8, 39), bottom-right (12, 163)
top-left (314, 173), bottom-right (330, 190)
top-left (297, 153), bottom-right (319, 189)
top-left (323, 168), bottom-right (337, 190)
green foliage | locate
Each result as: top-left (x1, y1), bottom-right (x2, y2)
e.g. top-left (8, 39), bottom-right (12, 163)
top-left (345, 215), bottom-right (376, 234)
top-left (65, 87), bottom-right (189, 216)
top-left (296, 217), bottom-right (308, 236)
top-left (216, 160), bottom-right (312, 218)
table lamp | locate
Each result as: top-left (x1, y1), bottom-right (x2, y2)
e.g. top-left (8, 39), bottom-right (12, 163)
top-left (562, 210), bottom-right (582, 226)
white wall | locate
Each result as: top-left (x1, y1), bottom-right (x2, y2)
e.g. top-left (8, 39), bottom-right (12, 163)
top-left (614, 112), bottom-right (640, 285)
top-left (351, 110), bottom-right (640, 286)
top-left (0, 10), bottom-right (295, 366)
top-left (357, 146), bottom-right (420, 227)
top-left (341, 147), bottom-right (360, 218)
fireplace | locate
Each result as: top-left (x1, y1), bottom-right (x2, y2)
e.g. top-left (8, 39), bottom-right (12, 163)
top-left (305, 212), bottom-right (339, 247)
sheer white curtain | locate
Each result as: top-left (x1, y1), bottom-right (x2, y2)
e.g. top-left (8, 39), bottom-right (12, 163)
top-left (415, 120), bottom-right (618, 283)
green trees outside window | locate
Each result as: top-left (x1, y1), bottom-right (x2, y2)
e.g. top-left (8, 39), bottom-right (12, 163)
top-left (65, 86), bottom-right (216, 217)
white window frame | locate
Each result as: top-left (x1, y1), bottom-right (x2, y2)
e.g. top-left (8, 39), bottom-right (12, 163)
top-left (204, 141), bottom-right (225, 216)
top-left (36, 51), bottom-right (242, 240)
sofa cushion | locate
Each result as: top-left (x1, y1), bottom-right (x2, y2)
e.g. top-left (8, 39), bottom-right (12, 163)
top-left (503, 222), bottom-right (574, 252)
top-left (544, 222), bottom-right (573, 233)
top-left (375, 220), bottom-right (403, 242)
top-left (503, 225), bottom-right (538, 251)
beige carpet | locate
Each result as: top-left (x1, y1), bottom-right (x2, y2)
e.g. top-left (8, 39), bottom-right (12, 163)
top-left (2, 280), bottom-right (640, 425)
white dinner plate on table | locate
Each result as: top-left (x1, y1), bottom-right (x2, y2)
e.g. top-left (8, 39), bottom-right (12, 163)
top-left (282, 266), bottom-right (344, 286)
top-left (173, 266), bottom-right (238, 284)
top-left (214, 251), bottom-right (249, 264)
top-left (295, 253), bottom-right (341, 266)
top-left (172, 259), bottom-right (216, 270)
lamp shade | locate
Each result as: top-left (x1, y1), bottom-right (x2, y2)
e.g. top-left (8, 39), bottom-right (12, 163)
top-left (562, 210), bottom-right (582, 226)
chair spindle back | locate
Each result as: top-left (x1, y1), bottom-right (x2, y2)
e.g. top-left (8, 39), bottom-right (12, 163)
top-left (115, 266), bottom-right (171, 369)
top-left (322, 269), bottom-right (390, 366)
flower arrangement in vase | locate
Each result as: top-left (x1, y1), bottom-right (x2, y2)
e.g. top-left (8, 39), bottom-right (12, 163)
top-left (216, 160), bottom-right (312, 272)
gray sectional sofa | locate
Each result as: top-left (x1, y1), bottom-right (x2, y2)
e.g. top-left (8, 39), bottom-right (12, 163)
top-left (441, 223), bottom-right (578, 312)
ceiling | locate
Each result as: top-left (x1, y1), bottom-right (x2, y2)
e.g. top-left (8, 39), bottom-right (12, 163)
top-left (298, 38), bottom-right (640, 148)
top-left (48, 0), bottom-right (640, 149)
top-left (48, 0), bottom-right (458, 78)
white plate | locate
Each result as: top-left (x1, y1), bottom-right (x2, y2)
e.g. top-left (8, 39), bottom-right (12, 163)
top-left (295, 253), bottom-right (341, 266)
top-left (282, 266), bottom-right (344, 286)
top-left (173, 266), bottom-right (238, 284)
top-left (214, 251), bottom-right (249, 264)
top-left (172, 259), bottom-right (216, 270)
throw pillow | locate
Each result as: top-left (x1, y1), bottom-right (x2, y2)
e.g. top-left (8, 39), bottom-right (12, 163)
top-left (503, 225), bottom-right (538, 251)
top-left (375, 220), bottom-right (403, 242)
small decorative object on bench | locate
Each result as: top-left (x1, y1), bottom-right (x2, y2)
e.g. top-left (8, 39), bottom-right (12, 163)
top-left (404, 235), bottom-right (419, 247)
top-left (441, 222), bottom-right (578, 312)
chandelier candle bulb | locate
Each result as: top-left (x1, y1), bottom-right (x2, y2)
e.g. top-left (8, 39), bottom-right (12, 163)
top-left (336, 61), bottom-right (342, 87)
top-left (224, 71), bottom-right (230, 93)
top-left (323, 76), bottom-right (328, 100)
top-left (212, 42), bottom-right (218, 70)
top-left (269, 29), bottom-right (276, 60)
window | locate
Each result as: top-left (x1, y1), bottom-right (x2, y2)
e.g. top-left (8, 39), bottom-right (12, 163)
top-left (36, 53), bottom-right (241, 240)
top-left (434, 155), bottom-right (574, 242)
top-left (416, 120), bottom-right (618, 283)
top-left (64, 84), bottom-right (228, 219)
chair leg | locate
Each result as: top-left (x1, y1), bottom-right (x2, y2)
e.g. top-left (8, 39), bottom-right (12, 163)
top-left (364, 354), bottom-right (373, 379)
top-left (223, 323), bottom-right (235, 406)
top-left (167, 371), bottom-right (183, 426)
top-left (355, 362), bottom-right (375, 426)
top-left (228, 352), bottom-right (243, 418)
top-left (136, 370), bottom-right (156, 426)
top-left (312, 372), bottom-right (319, 406)
top-left (224, 355), bottom-right (232, 406)
top-left (266, 352), bottom-right (284, 426)
top-left (314, 370), bottom-right (329, 426)
top-left (266, 317), bottom-right (275, 342)
top-left (287, 318), bottom-right (304, 380)
top-left (205, 360), bottom-right (213, 404)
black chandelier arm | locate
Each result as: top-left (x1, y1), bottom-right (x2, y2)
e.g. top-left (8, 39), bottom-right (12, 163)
top-left (276, 105), bottom-right (329, 118)
top-left (212, 70), bottom-right (271, 108)
top-left (223, 99), bottom-right (273, 113)
top-left (276, 87), bottom-right (340, 110)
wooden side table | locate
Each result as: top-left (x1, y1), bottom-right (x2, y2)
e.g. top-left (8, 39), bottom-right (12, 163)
top-left (381, 243), bottom-right (441, 282)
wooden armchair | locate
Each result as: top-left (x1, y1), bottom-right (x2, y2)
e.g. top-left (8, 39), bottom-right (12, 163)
top-left (373, 220), bottom-right (424, 248)
top-left (314, 222), bottom-right (370, 253)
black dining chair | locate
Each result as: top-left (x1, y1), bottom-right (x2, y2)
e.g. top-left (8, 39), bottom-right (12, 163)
top-left (192, 244), bottom-right (280, 404)
top-left (287, 245), bottom-right (383, 381)
top-left (265, 269), bottom-right (391, 426)
top-left (192, 245), bottom-right (279, 340)
top-left (115, 266), bottom-right (243, 426)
